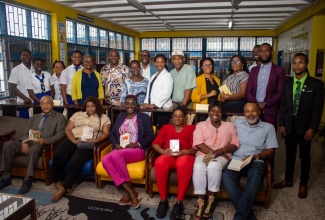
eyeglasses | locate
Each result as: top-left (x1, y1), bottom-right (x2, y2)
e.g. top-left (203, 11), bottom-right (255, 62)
top-left (202, 64), bottom-right (213, 67)
top-left (231, 60), bottom-right (242, 64)
top-left (141, 54), bottom-right (150, 57)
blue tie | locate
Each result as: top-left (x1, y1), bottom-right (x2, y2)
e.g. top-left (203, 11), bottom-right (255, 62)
top-left (35, 73), bottom-right (45, 93)
top-left (74, 66), bottom-right (79, 72)
top-left (38, 115), bottom-right (49, 130)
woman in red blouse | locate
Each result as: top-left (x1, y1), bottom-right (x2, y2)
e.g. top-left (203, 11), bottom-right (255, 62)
top-left (152, 106), bottom-right (196, 220)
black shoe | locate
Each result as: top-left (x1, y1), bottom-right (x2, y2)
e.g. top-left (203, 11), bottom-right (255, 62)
top-left (170, 201), bottom-right (183, 220)
top-left (18, 179), bottom-right (32, 195)
top-left (156, 200), bottom-right (169, 219)
top-left (0, 178), bottom-right (12, 190)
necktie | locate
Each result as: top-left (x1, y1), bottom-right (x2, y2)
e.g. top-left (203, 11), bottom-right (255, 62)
top-left (35, 73), bottom-right (45, 93)
top-left (38, 115), bottom-right (49, 130)
top-left (293, 81), bottom-right (301, 116)
top-left (74, 66), bottom-right (79, 72)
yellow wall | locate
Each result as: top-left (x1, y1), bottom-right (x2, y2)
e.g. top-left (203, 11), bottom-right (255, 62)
top-left (13, 0), bottom-right (139, 63)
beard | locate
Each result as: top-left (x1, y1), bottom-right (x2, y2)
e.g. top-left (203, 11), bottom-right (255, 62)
top-left (260, 55), bottom-right (272, 64)
top-left (246, 117), bottom-right (259, 125)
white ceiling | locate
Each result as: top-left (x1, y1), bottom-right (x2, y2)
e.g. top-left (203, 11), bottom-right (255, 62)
top-left (51, 0), bottom-right (312, 33)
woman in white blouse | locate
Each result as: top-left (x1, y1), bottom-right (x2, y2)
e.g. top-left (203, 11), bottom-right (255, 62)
top-left (51, 60), bottom-right (65, 103)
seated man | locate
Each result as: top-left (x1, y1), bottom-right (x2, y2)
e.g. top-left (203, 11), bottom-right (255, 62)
top-left (222, 102), bottom-right (278, 220)
top-left (0, 96), bottom-right (66, 194)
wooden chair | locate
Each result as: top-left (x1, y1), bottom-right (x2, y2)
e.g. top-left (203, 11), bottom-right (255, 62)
top-left (147, 149), bottom-right (272, 208)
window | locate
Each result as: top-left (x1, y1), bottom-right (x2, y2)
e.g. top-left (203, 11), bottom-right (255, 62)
top-left (89, 26), bottom-right (98, 46)
top-left (99, 29), bottom-right (107, 47)
top-left (156, 38), bottom-right (170, 51)
top-left (77, 23), bottom-right (87, 45)
top-left (141, 38), bottom-right (155, 51)
top-left (172, 38), bottom-right (187, 51)
top-left (109, 32), bottom-right (116, 48)
top-left (257, 37), bottom-right (273, 46)
top-left (223, 37), bottom-right (238, 51)
top-left (31, 11), bottom-right (49, 40)
top-left (6, 5), bottom-right (27, 37)
top-left (66, 20), bottom-right (75, 43)
top-left (188, 38), bottom-right (202, 51)
top-left (123, 35), bottom-right (128, 50)
top-left (240, 37), bottom-right (255, 51)
top-left (207, 37), bottom-right (222, 51)
top-left (129, 37), bottom-right (134, 51)
top-left (116, 33), bottom-right (122, 49)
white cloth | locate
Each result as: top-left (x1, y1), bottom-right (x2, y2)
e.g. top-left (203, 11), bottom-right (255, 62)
top-left (60, 64), bottom-right (83, 95)
top-left (192, 155), bottom-right (228, 194)
top-left (8, 63), bottom-right (34, 103)
top-left (26, 71), bottom-right (53, 94)
top-left (248, 61), bottom-right (258, 72)
top-left (51, 74), bottom-right (62, 101)
top-left (144, 68), bottom-right (173, 108)
top-left (141, 63), bottom-right (151, 81)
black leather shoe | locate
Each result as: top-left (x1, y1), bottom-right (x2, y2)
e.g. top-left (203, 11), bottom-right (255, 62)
top-left (0, 178), bottom-right (12, 190)
top-left (170, 201), bottom-right (184, 220)
top-left (156, 200), bottom-right (169, 219)
top-left (18, 179), bottom-right (32, 195)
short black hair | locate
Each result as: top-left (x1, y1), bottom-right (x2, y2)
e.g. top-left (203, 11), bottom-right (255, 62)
top-left (72, 50), bottom-right (83, 57)
top-left (172, 105), bottom-right (187, 116)
top-left (32, 58), bottom-right (44, 64)
top-left (154, 54), bottom-right (167, 63)
top-left (199, 57), bottom-right (214, 75)
top-left (228, 55), bottom-right (249, 74)
top-left (82, 96), bottom-right (105, 116)
top-left (21, 49), bottom-right (31, 55)
top-left (208, 101), bottom-right (223, 112)
top-left (260, 43), bottom-right (272, 51)
top-left (130, 60), bottom-right (140, 67)
top-left (52, 60), bottom-right (66, 69)
top-left (293, 52), bottom-right (309, 64)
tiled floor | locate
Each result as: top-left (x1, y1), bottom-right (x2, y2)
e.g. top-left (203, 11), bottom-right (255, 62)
top-left (10, 136), bottom-right (325, 220)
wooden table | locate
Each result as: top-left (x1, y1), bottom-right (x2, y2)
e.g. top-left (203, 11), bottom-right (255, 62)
top-left (0, 193), bottom-right (36, 220)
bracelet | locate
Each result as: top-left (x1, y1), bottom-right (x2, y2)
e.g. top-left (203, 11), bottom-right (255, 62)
top-left (222, 147), bottom-right (226, 154)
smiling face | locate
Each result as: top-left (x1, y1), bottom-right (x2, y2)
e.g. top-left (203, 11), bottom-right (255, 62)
top-left (208, 106), bottom-right (222, 124)
top-left (202, 59), bottom-right (213, 74)
top-left (86, 101), bottom-right (97, 116)
top-left (125, 97), bottom-right (137, 115)
top-left (155, 57), bottom-right (166, 72)
top-left (244, 103), bottom-right (260, 126)
top-left (21, 51), bottom-right (32, 65)
top-left (109, 50), bottom-right (119, 66)
top-left (171, 55), bottom-right (185, 70)
top-left (54, 62), bottom-right (64, 75)
top-left (252, 46), bottom-right (260, 61)
top-left (230, 56), bottom-right (243, 74)
top-left (140, 50), bottom-right (150, 65)
top-left (130, 62), bottom-right (141, 77)
top-left (172, 109), bottom-right (185, 126)
top-left (292, 55), bottom-right (307, 76)
top-left (259, 44), bottom-right (272, 64)
top-left (71, 52), bottom-right (82, 66)
top-left (83, 56), bottom-right (94, 71)
top-left (33, 59), bottom-right (43, 74)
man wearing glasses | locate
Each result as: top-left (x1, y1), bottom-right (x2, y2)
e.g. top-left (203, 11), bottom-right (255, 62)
top-left (140, 50), bottom-right (157, 81)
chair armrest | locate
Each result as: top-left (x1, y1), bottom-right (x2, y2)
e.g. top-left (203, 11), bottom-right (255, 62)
top-left (264, 159), bottom-right (272, 189)
top-left (147, 149), bottom-right (160, 170)
top-left (95, 139), bottom-right (111, 165)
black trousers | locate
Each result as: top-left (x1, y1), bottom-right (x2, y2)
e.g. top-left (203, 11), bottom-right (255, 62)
top-left (284, 129), bottom-right (311, 187)
top-left (52, 139), bottom-right (93, 189)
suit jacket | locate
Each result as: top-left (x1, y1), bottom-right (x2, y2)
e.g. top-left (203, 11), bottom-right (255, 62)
top-left (109, 111), bottom-right (155, 150)
top-left (20, 111), bottom-right (66, 144)
top-left (279, 75), bottom-right (324, 135)
top-left (149, 64), bottom-right (158, 78)
top-left (246, 63), bottom-right (286, 117)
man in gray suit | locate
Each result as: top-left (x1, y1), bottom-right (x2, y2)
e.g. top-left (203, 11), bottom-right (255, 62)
top-left (0, 96), bottom-right (66, 194)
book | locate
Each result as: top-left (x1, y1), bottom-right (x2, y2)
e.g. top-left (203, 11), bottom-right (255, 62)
top-left (170, 139), bottom-right (180, 155)
top-left (53, 100), bottom-right (62, 106)
top-left (195, 104), bottom-right (209, 111)
top-left (228, 155), bottom-right (253, 171)
top-left (219, 84), bottom-right (232, 95)
top-left (81, 126), bottom-right (94, 141)
top-left (22, 129), bottom-right (41, 144)
top-left (120, 133), bottom-right (130, 148)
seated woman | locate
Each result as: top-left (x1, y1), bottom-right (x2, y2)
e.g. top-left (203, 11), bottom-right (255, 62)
top-left (51, 96), bottom-right (111, 202)
top-left (152, 106), bottom-right (196, 220)
top-left (120, 60), bottom-right (149, 105)
top-left (192, 101), bottom-right (239, 220)
top-left (71, 55), bottom-right (104, 106)
top-left (220, 55), bottom-right (249, 113)
top-left (101, 95), bottom-right (155, 209)
top-left (27, 58), bottom-right (55, 104)
top-left (141, 54), bottom-right (173, 128)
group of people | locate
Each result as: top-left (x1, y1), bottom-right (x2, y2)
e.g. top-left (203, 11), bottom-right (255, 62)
top-left (0, 43), bottom-right (323, 220)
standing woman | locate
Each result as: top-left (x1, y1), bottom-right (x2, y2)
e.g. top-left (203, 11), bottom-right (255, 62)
top-left (51, 60), bottom-right (65, 103)
top-left (27, 58), bottom-right (54, 104)
top-left (102, 95), bottom-right (155, 209)
top-left (71, 55), bottom-right (104, 106)
top-left (220, 55), bottom-right (249, 113)
top-left (120, 60), bottom-right (149, 105)
top-left (152, 106), bottom-right (196, 220)
top-left (141, 54), bottom-right (173, 128)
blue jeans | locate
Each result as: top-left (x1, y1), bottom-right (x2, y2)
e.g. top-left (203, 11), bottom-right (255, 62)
top-left (222, 160), bottom-right (265, 220)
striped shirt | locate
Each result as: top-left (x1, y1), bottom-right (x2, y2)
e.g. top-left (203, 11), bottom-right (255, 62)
top-left (119, 115), bottom-right (138, 143)
top-left (222, 71), bottom-right (249, 94)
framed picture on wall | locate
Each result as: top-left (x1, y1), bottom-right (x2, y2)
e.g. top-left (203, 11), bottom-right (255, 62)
top-left (315, 49), bottom-right (324, 78)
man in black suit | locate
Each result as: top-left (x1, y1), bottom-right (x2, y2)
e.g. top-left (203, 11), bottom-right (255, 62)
top-left (273, 53), bottom-right (324, 199)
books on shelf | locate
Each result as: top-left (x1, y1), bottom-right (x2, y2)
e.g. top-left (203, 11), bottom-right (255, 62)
top-left (22, 130), bottom-right (41, 144)
top-left (219, 84), bottom-right (232, 95)
top-left (186, 113), bottom-right (196, 125)
top-left (228, 155), bottom-right (253, 171)
top-left (120, 133), bottom-right (130, 148)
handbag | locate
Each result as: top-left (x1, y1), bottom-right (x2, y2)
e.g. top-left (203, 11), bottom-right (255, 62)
top-left (77, 115), bottom-right (101, 150)
top-left (0, 130), bottom-right (16, 148)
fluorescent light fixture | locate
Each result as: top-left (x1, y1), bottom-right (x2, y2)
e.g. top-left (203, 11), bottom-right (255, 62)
top-left (163, 21), bottom-right (175, 31)
top-left (127, 0), bottom-right (147, 14)
top-left (228, 19), bottom-right (233, 29)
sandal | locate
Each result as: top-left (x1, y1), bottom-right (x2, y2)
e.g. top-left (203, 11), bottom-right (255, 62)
top-left (203, 195), bottom-right (215, 219)
top-left (131, 198), bottom-right (141, 209)
top-left (52, 186), bottom-right (66, 202)
top-left (118, 190), bottom-right (139, 205)
top-left (193, 198), bottom-right (205, 220)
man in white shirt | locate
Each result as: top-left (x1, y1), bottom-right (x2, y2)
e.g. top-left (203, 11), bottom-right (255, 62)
top-left (140, 50), bottom-right (157, 81)
top-left (60, 50), bottom-right (83, 106)
top-left (8, 49), bottom-right (34, 118)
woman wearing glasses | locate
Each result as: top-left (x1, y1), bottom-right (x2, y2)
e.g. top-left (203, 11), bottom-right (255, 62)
top-left (220, 55), bottom-right (249, 113)
top-left (192, 57), bottom-right (220, 109)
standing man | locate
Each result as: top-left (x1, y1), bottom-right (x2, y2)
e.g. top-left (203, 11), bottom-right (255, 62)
top-left (8, 49), bottom-right (33, 118)
top-left (0, 96), bottom-right (66, 194)
top-left (140, 50), bottom-right (157, 81)
top-left (60, 50), bottom-right (83, 106)
top-left (222, 102), bottom-right (278, 220)
top-left (248, 45), bottom-right (261, 72)
top-left (100, 49), bottom-right (129, 106)
top-left (170, 50), bottom-right (196, 107)
top-left (273, 53), bottom-right (324, 199)
top-left (245, 43), bottom-right (286, 129)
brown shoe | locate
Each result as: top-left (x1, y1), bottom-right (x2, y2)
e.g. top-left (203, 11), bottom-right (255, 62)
top-left (273, 180), bottom-right (294, 189)
top-left (298, 186), bottom-right (308, 199)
